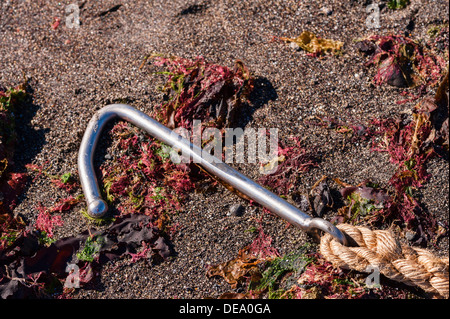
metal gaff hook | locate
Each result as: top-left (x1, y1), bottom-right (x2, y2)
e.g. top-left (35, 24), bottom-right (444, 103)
top-left (77, 104), bottom-right (348, 246)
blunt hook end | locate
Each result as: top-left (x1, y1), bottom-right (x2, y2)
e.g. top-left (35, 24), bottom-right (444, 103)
top-left (88, 199), bottom-right (108, 218)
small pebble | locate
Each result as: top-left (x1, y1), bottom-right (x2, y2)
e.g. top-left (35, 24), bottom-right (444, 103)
top-left (320, 6), bottom-right (333, 16)
top-left (289, 41), bottom-right (301, 51)
top-left (228, 204), bottom-right (245, 217)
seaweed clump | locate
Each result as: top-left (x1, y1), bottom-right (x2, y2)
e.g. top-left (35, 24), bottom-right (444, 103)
top-left (151, 55), bottom-right (254, 130)
top-left (0, 84), bottom-right (27, 251)
top-left (280, 31), bottom-right (344, 57)
top-left (356, 34), bottom-right (447, 93)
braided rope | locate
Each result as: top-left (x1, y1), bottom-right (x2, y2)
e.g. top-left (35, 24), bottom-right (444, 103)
top-left (319, 223), bottom-right (449, 298)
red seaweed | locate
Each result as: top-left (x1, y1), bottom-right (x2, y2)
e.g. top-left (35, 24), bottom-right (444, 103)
top-left (358, 34), bottom-right (447, 90)
top-left (258, 137), bottom-right (317, 196)
top-left (150, 55), bottom-right (254, 130)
